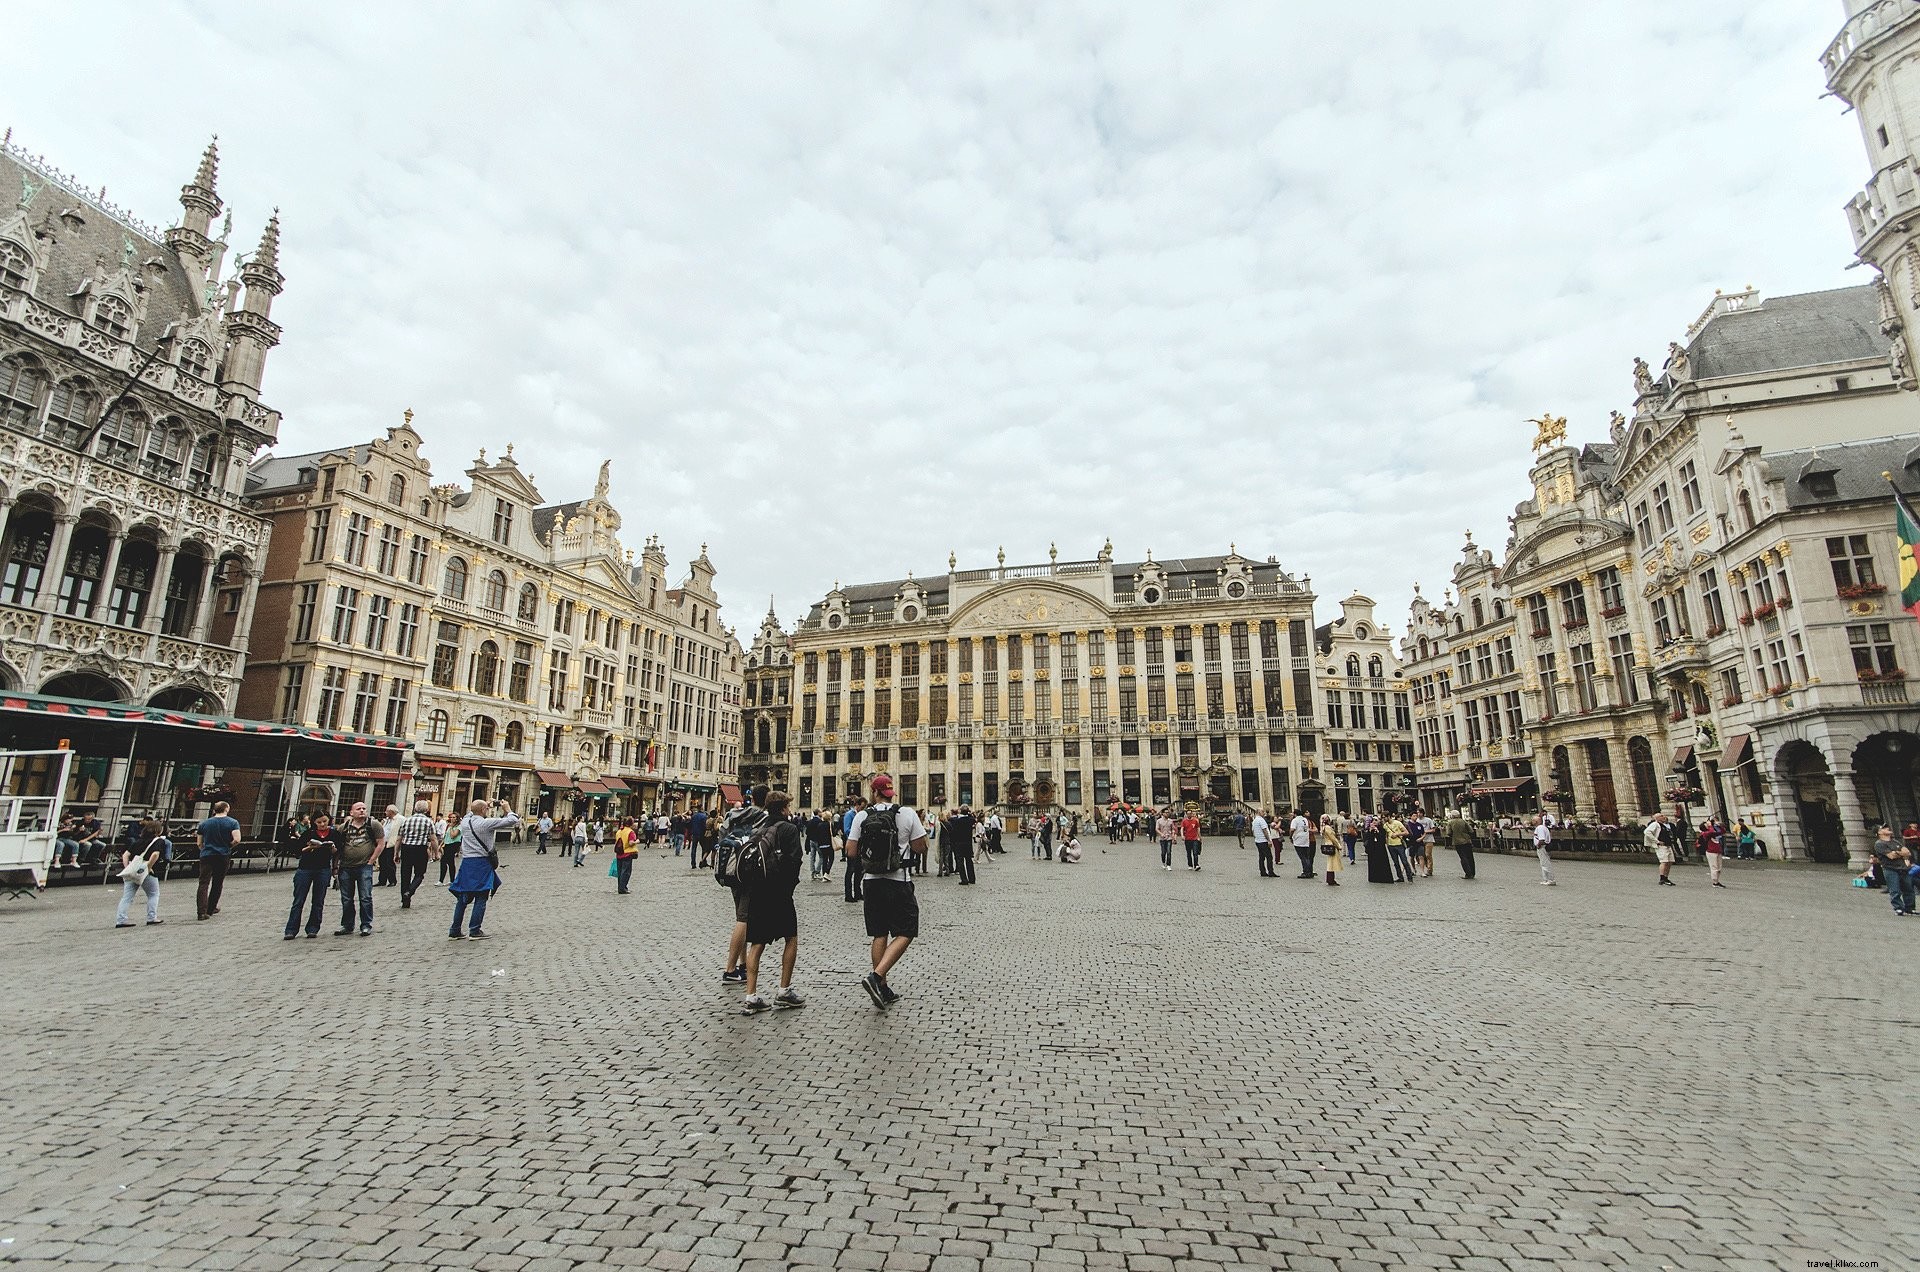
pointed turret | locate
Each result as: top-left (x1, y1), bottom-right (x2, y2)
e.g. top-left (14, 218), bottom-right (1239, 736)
top-left (167, 135), bottom-right (225, 279)
top-left (221, 209), bottom-right (285, 406)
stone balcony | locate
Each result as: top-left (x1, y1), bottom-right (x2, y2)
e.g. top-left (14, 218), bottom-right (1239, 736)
top-left (0, 603), bottom-right (243, 704)
top-left (0, 289), bottom-right (281, 442)
top-left (1844, 156), bottom-right (1920, 252)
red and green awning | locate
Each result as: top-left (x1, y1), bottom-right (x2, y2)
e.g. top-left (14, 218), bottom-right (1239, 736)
top-left (0, 692), bottom-right (411, 771)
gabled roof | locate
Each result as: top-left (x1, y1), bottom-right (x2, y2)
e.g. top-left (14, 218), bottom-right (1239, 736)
top-left (0, 150), bottom-right (206, 345)
top-left (246, 444), bottom-right (372, 495)
top-left (531, 501), bottom-right (585, 542)
top-left (1685, 285), bottom-right (1882, 379)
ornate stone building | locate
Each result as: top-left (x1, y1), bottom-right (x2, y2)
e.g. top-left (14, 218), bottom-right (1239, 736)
top-left (1313, 594), bottom-right (1415, 816)
top-left (241, 419), bottom-right (742, 820)
top-left (0, 134), bottom-right (282, 811)
top-left (740, 603), bottom-right (793, 794)
top-left (785, 544), bottom-right (1325, 820)
top-left (1400, 536), bottom-right (1537, 815)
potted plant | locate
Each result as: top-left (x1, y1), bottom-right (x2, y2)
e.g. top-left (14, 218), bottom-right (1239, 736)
top-left (1837, 582), bottom-right (1886, 600)
top-left (1754, 601), bottom-right (1778, 620)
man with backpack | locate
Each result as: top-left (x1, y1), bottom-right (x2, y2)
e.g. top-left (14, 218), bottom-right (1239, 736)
top-left (841, 796), bottom-right (866, 902)
top-left (714, 790), bottom-right (770, 983)
top-left (845, 774), bottom-right (927, 1009)
top-left (738, 789), bottom-right (807, 1013)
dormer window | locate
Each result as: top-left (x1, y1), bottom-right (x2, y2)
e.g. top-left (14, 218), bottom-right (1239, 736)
top-left (491, 498), bottom-right (513, 545)
top-left (0, 239), bottom-right (30, 292)
top-left (178, 338), bottom-right (212, 381)
top-left (92, 295), bottom-right (132, 341)
top-left (387, 474), bottom-right (405, 507)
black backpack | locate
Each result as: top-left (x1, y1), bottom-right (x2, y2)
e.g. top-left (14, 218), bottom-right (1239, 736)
top-left (858, 804), bottom-right (908, 875)
top-left (732, 823), bottom-right (787, 886)
top-left (714, 809), bottom-right (768, 886)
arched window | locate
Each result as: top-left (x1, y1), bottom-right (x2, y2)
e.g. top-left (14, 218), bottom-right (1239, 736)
top-left (443, 557), bottom-right (468, 601)
top-left (0, 239), bottom-right (31, 291)
top-left (1627, 736), bottom-right (1660, 815)
top-left (517, 582), bottom-right (539, 621)
top-left (465, 715), bottom-right (497, 748)
top-left (504, 721), bottom-right (525, 752)
top-left (425, 709), bottom-right (449, 743)
top-left (94, 405), bottom-right (144, 468)
top-left (0, 503), bottom-right (55, 606)
top-left (1493, 598), bottom-right (1507, 619)
top-left (1367, 655), bottom-right (1383, 678)
top-left (472, 640), bottom-right (500, 696)
top-left (358, 473), bottom-right (372, 494)
top-left (1345, 654), bottom-right (1360, 677)
top-left (1418, 637), bottom-right (1430, 660)
top-left (484, 569), bottom-right (508, 611)
top-left (43, 379), bottom-right (97, 447)
top-left (386, 474), bottom-right (405, 507)
top-left (1471, 598), bottom-right (1485, 627)
top-left (177, 338), bottom-right (213, 381)
top-left (91, 295), bottom-right (132, 341)
top-left (0, 355), bottom-right (47, 431)
top-left (1737, 489), bottom-right (1755, 530)
top-left (142, 422), bottom-right (185, 481)
top-left (186, 433), bottom-right (218, 488)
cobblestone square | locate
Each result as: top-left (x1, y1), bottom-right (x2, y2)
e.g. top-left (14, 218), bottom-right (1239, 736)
top-left (0, 841), bottom-right (1908, 1271)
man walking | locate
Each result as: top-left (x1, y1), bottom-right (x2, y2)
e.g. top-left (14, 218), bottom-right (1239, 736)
top-left (448, 799), bottom-right (518, 939)
top-left (1532, 816), bottom-right (1557, 886)
top-left (719, 789), bottom-right (772, 982)
top-left (613, 817), bottom-right (639, 894)
top-left (841, 797), bottom-right (866, 902)
top-left (1289, 808), bottom-right (1315, 879)
top-left (805, 808), bottom-right (834, 881)
top-left (395, 800), bottom-right (437, 908)
top-left (376, 804), bottom-right (401, 888)
top-left (847, 775), bottom-right (925, 1009)
top-left (948, 805), bottom-right (978, 885)
top-left (1233, 810), bottom-right (1248, 850)
top-left (1444, 808), bottom-right (1476, 880)
top-left (739, 789), bottom-right (807, 1014)
top-left (332, 801), bottom-right (386, 936)
top-left (535, 812), bottom-right (553, 855)
top-left (1252, 807), bottom-right (1275, 878)
top-left (1646, 811), bottom-right (1679, 886)
top-left (985, 808), bottom-right (1003, 855)
top-left (1180, 808), bottom-right (1202, 871)
top-left (194, 800), bottom-right (241, 921)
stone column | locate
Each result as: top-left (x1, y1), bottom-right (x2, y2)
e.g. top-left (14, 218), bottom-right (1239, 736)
top-left (1565, 740), bottom-right (1593, 823)
top-left (33, 515), bottom-right (78, 614)
top-left (1834, 763), bottom-right (1874, 873)
top-left (186, 561), bottom-right (216, 644)
top-left (144, 543), bottom-right (180, 635)
top-left (230, 567), bottom-right (262, 652)
top-left (89, 531), bottom-right (127, 621)
top-left (0, 495), bottom-right (14, 549)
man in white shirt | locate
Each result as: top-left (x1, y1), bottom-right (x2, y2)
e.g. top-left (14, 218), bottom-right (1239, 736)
top-left (377, 805), bottom-right (402, 887)
top-left (845, 774), bottom-right (927, 1010)
top-left (1289, 811), bottom-right (1314, 879)
top-left (1532, 816), bottom-right (1556, 886)
top-left (1251, 810), bottom-right (1275, 878)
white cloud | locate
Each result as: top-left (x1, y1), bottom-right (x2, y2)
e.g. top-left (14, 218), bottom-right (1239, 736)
top-left (12, 0), bottom-right (1867, 635)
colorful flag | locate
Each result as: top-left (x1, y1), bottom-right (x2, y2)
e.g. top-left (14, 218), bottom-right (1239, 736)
top-left (1895, 477), bottom-right (1920, 623)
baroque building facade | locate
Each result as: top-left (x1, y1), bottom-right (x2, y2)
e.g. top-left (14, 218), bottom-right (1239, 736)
top-left (784, 545), bottom-right (1329, 820)
top-left (740, 603), bottom-right (793, 794)
top-left (0, 134), bottom-right (283, 813)
top-left (1312, 594), bottom-right (1415, 816)
top-left (1399, 536), bottom-right (1537, 816)
top-left (240, 417), bottom-right (742, 824)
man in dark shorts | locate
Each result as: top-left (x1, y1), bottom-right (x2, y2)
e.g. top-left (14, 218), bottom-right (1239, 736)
top-left (718, 791), bottom-right (768, 984)
top-left (846, 775), bottom-right (927, 1010)
top-left (740, 789), bottom-right (807, 1013)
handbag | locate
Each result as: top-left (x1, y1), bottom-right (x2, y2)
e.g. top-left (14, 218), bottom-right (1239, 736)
top-left (119, 855), bottom-right (150, 885)
top-left (608, 857), bottom-right (619, 878)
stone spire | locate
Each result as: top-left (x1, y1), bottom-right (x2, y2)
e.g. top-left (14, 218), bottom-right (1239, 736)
top-left (252, 209), bottom-right (281, 274)
top-left (168, 136), bottom-right (224, 278)
top-left (222, 209), bottom-right (285, 405)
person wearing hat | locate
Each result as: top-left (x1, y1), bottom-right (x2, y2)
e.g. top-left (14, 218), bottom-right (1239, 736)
top-left (844, 774), bottom-right (927, 1008)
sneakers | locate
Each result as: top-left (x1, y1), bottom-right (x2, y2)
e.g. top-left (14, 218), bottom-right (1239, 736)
top-left (861, 972), bottom-right (890, 1009)
top-left (146, 919), bottom-right (165, 925)
top-left (721, 967), bottom-right (747, 984)
top-left (773, 987), bottom-right (807, 1009)
top-left (467, 930), bottom-right (489, 940)
top-left (283, 932), bottom-right (297, 941)
top-left (1541, 880), bottom-right (1557, 886)
top-left (334, 928), bottom-right (354, 937)
top-left (1711, 881), bottom-right (1727, 888)
top-left (740, 994), bottom-right (771, 1014)
top-left (447, 932), bottom-right (464, 940)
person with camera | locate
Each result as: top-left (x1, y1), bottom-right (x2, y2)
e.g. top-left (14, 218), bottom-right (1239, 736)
top-left (1873, 825), bottom-right (1915, 917)
top-left (448, 799), bottom-right (517, 940)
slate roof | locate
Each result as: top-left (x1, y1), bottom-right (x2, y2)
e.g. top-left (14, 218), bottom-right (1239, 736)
top-left (1767, 435), bottom-right (1920, 509)
top-left (246, 444), bottom-right (372, 495)
top-left (530, 501), bottom-right (585, 542)
top-left (0, 150), bottom-right (206, 348)
top-left (1686, 286), bottom-right (1883, 379)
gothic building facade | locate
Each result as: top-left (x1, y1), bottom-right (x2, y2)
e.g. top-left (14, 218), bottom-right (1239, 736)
top-left (0, 134), bottom-right (283, 811)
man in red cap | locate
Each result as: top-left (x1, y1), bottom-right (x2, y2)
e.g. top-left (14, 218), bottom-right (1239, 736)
top-left (844, 774), bottom-right (927, 1009)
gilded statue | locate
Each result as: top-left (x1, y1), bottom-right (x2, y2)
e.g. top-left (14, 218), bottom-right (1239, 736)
top-left (1528, 413), bottom-right (1568, 453)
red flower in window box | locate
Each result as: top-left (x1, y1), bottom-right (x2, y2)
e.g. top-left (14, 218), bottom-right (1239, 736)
top-left (1600, 606), bottom-right (1627, 620)
top-left (1721, 694), bottom-right (1742, 707)
top-left (1564, 617), bottom-right (1590, 631)
top-left (1857, 667), bottom-right (1907, 683)
top-left (1753, 602), bottom-right (1778, 620)
top-left (1737, 613), bottom-right (1755, 626)
top-left (1768, 682), bottom-right (1791, 697)
top-left (1704, 623), bottom-right (1726, 638)
top-left (1837, 582), bottom-right (1886, 600)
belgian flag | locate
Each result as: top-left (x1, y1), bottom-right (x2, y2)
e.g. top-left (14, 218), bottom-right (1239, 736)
top-left (1894, 474), bottom-right (1920, 624)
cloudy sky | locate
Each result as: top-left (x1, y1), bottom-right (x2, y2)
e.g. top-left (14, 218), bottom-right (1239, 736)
top-left (13, 2), bottom-right (1869, 637)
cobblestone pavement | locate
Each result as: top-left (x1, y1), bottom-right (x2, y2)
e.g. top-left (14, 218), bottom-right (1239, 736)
top-left (0, 838), bottom-right (1909, 1271)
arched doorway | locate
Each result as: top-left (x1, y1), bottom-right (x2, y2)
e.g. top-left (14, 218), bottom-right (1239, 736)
top-left (1854, 732), bottom-right (1920, 833)
top-left (1778, 740), bottom-right (1844, 864)
top-left (40, 672), bottom-right (130, 704)
top-left (149, 685), bottom-right (221, 714)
